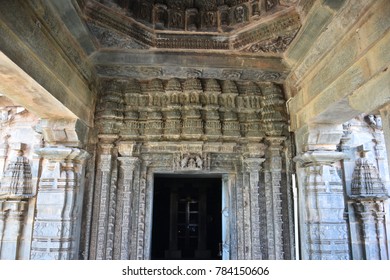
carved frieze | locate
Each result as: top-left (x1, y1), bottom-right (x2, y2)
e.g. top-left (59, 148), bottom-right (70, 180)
top-left (242, 29), bottom-right (300, 53)
top-left (95, 65), bottom-right (287, 82)
top-left (85, 0), bottom-right (301, 52)
top-left (95, 78), bottom-right (288, 140)
top-left (87, 22), bottom-right (148, 50)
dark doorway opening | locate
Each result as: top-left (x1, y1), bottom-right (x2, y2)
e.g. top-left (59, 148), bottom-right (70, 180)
top-left (151, 176), bottom-right (222, 260)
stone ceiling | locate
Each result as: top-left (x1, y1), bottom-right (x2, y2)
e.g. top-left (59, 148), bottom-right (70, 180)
top-left (80, 0), bottom-right (303, 83)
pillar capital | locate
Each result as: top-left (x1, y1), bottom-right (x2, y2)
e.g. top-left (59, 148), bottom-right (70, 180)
top-left (35, 146), bottom-right (88, 162)
top-left (39, 118), bottom-right (89, 148)
top-left (242, 143), bottom-right (267, 158)
top-left (265, 136), bottom-right (286, 147)
top-left (294, 150), bottom-right (347, 167)
top-left (243, 157), bottom-right (266, 172)
top-left (295, 123), bottom-right (344, 153)
top-left (117, 141), bottom-right (138, 157)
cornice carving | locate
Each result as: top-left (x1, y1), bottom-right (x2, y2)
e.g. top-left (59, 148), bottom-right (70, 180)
top-left (84, 0), bottom-right (301, 52)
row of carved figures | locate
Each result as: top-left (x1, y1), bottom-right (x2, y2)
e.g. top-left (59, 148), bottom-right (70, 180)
top-left (122, 0), bottom-right (278, 32)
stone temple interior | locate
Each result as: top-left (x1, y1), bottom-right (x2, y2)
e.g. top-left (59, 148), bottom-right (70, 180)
top-left (0, 0), bottom-right (389, 260)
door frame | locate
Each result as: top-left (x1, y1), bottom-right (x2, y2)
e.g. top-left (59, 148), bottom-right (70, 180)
top-left (146, 172), bottom-right (235, 260)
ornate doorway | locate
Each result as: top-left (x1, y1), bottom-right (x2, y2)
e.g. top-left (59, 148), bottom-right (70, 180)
top-left (151, 176), bottom-right (222, 260)
top-left (86, 78), bottom-right (294, 260)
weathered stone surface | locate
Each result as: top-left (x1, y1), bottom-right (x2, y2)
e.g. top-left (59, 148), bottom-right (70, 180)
top-left (0, 0), bottom-right (389, 262)
top-left (286, 0), bottom-right (390, 131)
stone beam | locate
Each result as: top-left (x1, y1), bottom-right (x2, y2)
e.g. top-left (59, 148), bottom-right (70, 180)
top-left (286, 0), bottom-right (347, 67)
top-left (49, 0), bottom-right (97, 56)
top-left (92, 50), bottom-right (289, 82)
top-left (287, 0), bottom-right (390, 131)
top-left (0, 0), bottom-right (96, 127)
top-left (0, 52), bottom-right (76, 120)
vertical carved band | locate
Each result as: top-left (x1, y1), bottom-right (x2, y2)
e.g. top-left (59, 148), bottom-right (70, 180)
top-left (90, 143), bottom-right (114, 260)
top-left (115, 157), bottom-right (139, 260)
top-left (243, 157), bottom-right (265, 259)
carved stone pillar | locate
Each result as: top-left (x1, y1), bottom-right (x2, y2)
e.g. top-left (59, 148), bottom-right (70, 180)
top-left (242, 157), bottom-right (265, 259)
top-left (263, 137), bottom-right (285, 259)
top-left (89, 142), bottom-right (116, 260)
top-left (114, 156), bottom-right (139, 260)
top-left (295, 151), bottom-right (350, 260)
top-left (30, 146), bottom-right (88, 260)
top-left (130, 159), bottom-right (150, 260)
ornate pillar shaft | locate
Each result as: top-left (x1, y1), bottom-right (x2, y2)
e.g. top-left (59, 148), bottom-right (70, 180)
top-left (134, 164), bottom-right (148, 260)
top-left (353, 201), bottom-right (389, 260)
top-left (374, 204), bottom-right (388, 260)
top-left (114, 156), bottom-right (139, 260)
top-left (243, 157), bottom-right (265, 259)
top-left (90, 143), bottom-right (115, 260)
top-left (30, 146), bottom-right (88, 260)
top-left (295, 151), bottom-right (350, 260)
top-left (264, 137), bottom-right (285, 259)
